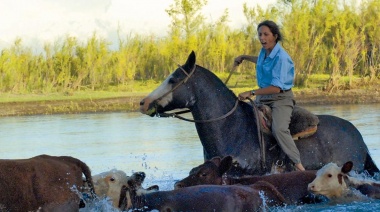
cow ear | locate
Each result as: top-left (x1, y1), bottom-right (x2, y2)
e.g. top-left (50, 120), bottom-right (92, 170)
top-left (341, 161), bottom-right (353, 174)
top-left (338, 173), bottom-right (343, 185)
top-left (218, 156), bottom-right (233, 176)
top-left (127, 180), bottom-right (136, 190)
top-left (210, 156), bottom-right (222, 167)
top-left (118, 185), bottom-right (129, 209)
top-left (183, 51), bottom-right (196, 71)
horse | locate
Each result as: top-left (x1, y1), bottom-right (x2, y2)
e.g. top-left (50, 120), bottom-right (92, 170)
top-left (139, 51), bottom-right (379, 176)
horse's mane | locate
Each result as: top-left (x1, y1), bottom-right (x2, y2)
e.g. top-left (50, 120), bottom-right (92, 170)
top-left (196, 64), bottom-right (237, 99)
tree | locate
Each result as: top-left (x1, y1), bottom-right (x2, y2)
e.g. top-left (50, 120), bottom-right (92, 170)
top-left (166, 0), bottom-right (207, 53)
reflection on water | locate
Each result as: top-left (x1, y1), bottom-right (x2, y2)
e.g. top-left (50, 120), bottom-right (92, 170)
top-left (0, 112), bottom-right (204, 182)
top-left (0, 103), bottom-right (379, 211)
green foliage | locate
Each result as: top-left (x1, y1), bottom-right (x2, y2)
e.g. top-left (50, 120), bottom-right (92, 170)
top-left (0, 0), bottom-right (379, 94)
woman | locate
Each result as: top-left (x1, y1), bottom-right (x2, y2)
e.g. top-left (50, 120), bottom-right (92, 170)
top-left (234, 20), bottom-right (305, 171)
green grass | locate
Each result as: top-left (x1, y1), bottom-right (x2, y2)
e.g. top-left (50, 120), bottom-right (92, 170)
top-left (0, 91), bottom-right (144, 103)
top-left (0, 80), bottom-right (163, 103)
top-left (0, 74), bottom-right (378, 104)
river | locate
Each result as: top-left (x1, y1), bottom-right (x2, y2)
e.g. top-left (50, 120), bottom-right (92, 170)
top-left (0, 103), bottom-right (379, 211)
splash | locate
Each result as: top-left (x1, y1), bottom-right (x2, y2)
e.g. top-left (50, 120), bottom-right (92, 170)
top-left (79, 197), bottom-right (119, 212)
top-left (258, 190), bottom-right (268, 212)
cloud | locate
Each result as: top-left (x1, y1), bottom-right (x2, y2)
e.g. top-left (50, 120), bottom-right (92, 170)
top-left (0, 0), bottom-right (114, 48)
top-left (0, 0), bottom-right (276, 51)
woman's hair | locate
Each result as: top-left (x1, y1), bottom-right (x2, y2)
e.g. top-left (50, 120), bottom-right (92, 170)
top-left (257, 20), bottom-right (283, 42)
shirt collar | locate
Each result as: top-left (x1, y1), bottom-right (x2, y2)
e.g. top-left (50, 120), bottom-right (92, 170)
top-left (262, 42), bottom-right (281, 59)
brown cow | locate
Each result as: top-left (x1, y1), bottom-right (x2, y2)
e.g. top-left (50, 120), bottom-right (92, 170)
top-left (308, 161), bottom-right (380, 200)
top-left (118, 171), bottom-right (286, 211)
top-left (174, 155), bottom-right (322, 204)
top-left (0, 154), bottom-right (95, 212)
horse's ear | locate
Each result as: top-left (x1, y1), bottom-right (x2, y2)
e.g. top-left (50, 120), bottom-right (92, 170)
top-left (341, 161), bottom-right (353, 174)
top-left (184, 51), bottom-right (196, 70)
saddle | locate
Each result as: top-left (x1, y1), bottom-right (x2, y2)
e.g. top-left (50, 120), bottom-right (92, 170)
top-left (257, 104), bottom-right (319, 140)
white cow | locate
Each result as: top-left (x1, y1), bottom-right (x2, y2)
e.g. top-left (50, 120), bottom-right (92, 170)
top-left (92, 169), bottom-right (129, 208)
top-left (308, 161), bottom-right (380, 200)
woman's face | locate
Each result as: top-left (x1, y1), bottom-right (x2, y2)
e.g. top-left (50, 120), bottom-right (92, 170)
top-left (258, 25), bottom-right (277, 52)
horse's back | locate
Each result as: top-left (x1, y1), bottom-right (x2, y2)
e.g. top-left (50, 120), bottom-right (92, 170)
top-left (314, 115), bottom-right (365, 145)
top-left (298, 114), bottom-right (376, 173)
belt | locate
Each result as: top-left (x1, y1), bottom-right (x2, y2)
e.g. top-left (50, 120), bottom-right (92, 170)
top-left (280, 89), bottom-right (291, 93)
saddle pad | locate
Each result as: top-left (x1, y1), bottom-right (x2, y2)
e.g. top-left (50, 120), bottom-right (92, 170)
top-left (257, 105), bottom-right (319, 140)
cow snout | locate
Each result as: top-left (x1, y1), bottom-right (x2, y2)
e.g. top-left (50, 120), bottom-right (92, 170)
top-left (308, 182), bottom-right (317, 192)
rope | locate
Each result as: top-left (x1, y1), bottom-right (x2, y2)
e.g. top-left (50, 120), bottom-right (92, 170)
top-left (224, 65), bottom-right (237, 85)
top-left (247, 97), bottom-right (267, 172)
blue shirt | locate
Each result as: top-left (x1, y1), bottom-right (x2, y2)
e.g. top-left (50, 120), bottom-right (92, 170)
top-left (256, 43), bottom-right (294, 90)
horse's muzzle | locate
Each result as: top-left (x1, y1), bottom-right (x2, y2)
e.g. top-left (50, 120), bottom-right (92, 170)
top-left (139, 99), bottom-right (158, 117)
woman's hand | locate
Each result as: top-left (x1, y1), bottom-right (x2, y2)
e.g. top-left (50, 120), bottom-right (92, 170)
top-left (234, 55), bottom-right (244, 67)
top-left (234, 55), bottom-right (258, 66)
top-left (238, 91), bottom-right (252, 101)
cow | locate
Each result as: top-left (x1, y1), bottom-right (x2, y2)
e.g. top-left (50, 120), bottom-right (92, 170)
top-left (91, 169), bottom-right (129, 208)
top-left (118, 171), bottom-right (287, 211)
top-left (174, 155), bottom-right (323, 204)
top-left (308, 161), bottom-right (380, 200)
top-left (0, 154), bottom-right (95, 212)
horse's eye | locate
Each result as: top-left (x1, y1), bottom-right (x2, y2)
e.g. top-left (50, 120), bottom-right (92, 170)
top-left (327, 174), bottom-right (332, 178)
top-left (200, 172), bottom-right (207, 177)
top-left (110, 177), bottom-right (115, 182)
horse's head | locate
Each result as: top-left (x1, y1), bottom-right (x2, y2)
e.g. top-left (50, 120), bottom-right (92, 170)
top-left (140, 51), bottom-right (197, 116)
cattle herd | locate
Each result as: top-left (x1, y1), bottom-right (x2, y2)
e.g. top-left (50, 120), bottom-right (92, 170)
top-left (1, 154), bottom-right (380, 211)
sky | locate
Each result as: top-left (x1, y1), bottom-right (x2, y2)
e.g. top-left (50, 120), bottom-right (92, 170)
top-left (0, 0), bottom-right (276, 51)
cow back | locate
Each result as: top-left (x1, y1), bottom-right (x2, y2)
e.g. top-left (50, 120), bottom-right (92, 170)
top-left (0, 155), bottom-right (94, 211)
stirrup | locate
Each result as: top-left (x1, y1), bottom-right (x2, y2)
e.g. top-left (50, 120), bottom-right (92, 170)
top-left (271, 160), bottom-right (285, 174)
top-left (275, 160), bottom-right (284, 167)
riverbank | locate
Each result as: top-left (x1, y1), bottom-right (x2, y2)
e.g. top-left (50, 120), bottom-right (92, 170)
top-left (1, 88), bottom-right (379, 117)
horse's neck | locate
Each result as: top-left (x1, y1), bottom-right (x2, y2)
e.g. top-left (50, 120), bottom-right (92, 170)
top-left (190, 87), bottom-right (240, 120)
top-left (191, 97), bottom-right (244, 134)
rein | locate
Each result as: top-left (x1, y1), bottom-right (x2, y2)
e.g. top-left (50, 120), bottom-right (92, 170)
top-left (159, 99), bottom-right (239, 123)
top-left (153, 62), bottom-right (267, 172)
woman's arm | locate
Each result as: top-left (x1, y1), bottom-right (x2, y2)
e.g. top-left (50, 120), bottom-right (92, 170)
top-left (234, 55), bottom-right (258, 66)
top-left (238, 86), bottom-right (281, 100)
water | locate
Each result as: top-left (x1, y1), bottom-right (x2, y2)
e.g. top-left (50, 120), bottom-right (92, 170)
top-left (0, 103), bottom-right (379, 211)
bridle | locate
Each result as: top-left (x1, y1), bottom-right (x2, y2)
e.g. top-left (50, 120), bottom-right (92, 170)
top-left (153, 64), bottom-right (239, 123)
top-left (147, 62), bottom-right (269, 176)
top-left (152, 64), bottom-right (196, 105)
